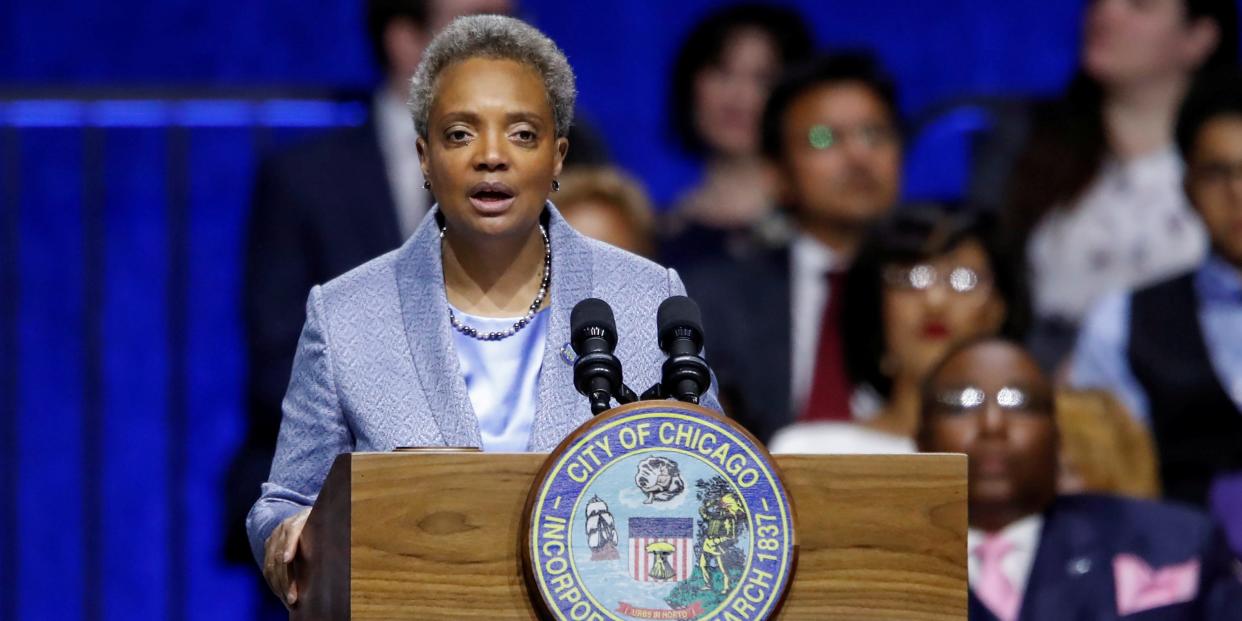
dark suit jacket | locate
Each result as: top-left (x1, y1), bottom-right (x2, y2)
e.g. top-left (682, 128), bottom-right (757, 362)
top-left (680, 247), bottom-right (793, 444)
top-left (969, 495), bottom-right (1242, 620)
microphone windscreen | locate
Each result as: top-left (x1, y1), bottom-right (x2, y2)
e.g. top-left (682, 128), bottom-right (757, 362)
top-left (570, 298), bottom-right (618, 352)
top-left (657, 295), bottom-right (704, 349)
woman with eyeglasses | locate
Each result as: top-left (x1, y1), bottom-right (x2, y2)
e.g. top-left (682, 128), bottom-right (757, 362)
top-left (769, 204), bottom-right (1030, 453)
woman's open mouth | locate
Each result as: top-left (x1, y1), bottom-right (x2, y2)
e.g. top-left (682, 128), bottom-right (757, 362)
top-left (468, 181), bottom-right (517, 215)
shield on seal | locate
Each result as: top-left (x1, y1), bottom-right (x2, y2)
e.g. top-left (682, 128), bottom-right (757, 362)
top-left (628, 517), bottom-right (693, 582)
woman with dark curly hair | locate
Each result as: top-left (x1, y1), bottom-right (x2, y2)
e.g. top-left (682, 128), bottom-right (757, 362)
top-left (994, 0), bottom-right (1237, 367)
top-left (661, 3), bottom-right (813, 267)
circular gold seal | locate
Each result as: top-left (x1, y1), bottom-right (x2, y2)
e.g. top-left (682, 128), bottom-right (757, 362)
top-left (524, 402), bottom-right (796, 621)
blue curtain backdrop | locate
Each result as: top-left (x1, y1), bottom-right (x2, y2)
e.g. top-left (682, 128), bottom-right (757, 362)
top-left (2, 1), bottom-right (1100, 619)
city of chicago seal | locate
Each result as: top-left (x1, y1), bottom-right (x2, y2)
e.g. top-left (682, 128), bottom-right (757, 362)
top-left (524, 402), bottom-right (796, 621)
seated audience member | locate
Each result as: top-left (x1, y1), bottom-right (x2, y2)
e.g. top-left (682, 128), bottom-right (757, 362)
top-left (1070, 75), bottom-right (1242, 507)
top-left (661, 3), bottom-right (813, 268)
top-left (1209, 473), bottom-right (1242, 557)
top-left (555, 167), bottom-right (656, 259)
top-left (976, 0), bottom-right (1236, 369)
top-left (919, 337), bottom-right (1242, 621)
top-left (1055, 389), bottom-right (1160, 499)
top-left (770, 205), bottom-right (1028, 453)
top-left (683, 53), bottom-right (903, 445)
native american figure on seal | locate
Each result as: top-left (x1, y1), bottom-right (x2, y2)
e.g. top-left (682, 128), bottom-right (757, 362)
top-left (635, 456), bottom-right (686, 503)
top-left (697, 490), bottom-right (745, 593)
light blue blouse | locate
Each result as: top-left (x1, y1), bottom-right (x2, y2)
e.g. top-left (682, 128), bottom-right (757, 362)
top-left (450, 306), bottom-right (550, 451)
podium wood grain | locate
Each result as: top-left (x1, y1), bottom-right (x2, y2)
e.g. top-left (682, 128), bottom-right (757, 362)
top-left (293, 452), bottom-right (966, 620)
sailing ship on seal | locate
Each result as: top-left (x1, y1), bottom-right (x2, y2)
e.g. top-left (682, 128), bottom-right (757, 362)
top-left (584, 495), bottom-right (620, 560)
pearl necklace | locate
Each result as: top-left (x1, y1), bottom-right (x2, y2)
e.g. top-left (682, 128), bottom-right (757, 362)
top-left (445, 224), bottom-right (551, 341)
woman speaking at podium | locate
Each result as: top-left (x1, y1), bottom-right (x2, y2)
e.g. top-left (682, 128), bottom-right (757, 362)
top-left (247, 15), bottom-right (721, 607)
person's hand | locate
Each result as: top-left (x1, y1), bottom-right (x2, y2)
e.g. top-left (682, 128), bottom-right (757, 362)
top-left (263, 508), bottom-right (312, 607)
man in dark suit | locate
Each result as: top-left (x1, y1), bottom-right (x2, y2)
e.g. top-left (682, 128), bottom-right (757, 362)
top-left (919, 336), bottom-right (1241, 621)
top-left (682, 53), bottom-right (902, 443)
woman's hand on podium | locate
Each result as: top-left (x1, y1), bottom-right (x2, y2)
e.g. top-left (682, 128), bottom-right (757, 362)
top-left (263, 507), bottom-right (312, 607)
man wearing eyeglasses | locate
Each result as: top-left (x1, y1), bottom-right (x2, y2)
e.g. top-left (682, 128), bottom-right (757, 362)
top-left (920, 337), bottom-right (1241, 621)
top-left (681, 53), bottom-right (902, 444)
top-left (1069, 75), bottom-right (1242, 509)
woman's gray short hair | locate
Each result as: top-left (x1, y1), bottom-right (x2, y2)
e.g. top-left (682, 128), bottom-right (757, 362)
top-left (409, 15), bottom-right (576, 140)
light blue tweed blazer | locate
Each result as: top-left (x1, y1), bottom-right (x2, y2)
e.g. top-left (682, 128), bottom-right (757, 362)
top-left (246, 203), bottom-right (721, 564)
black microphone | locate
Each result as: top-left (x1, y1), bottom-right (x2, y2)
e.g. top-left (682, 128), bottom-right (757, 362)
top-left (656, 296), bottom-right (712, 404)
top-left (571, 298), bottom-right (625, 415)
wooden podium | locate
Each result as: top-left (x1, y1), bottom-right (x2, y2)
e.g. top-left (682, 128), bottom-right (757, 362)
top-left (292, 451), bottom-right (966, 620)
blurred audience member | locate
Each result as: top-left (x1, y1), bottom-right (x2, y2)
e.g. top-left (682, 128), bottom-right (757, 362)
top-left (684, 53), bottom-right (902, 444)
top-left (1208, 473), bottom-right (1242, 557)
top-left (555, 167), bottom-right (656, 258)
top-left (661, 4), bottom-right (813, 268)
top-left (918, 337), bottom-right (1242, 621)
top-left (1055, 389), bottom-right (1159, 499)
top-left (981, 0), bottom-right (1237, 368)
top-left (1070, 74), bottom-right (1242, 508)
top-left (771, 205), bottom-right (1028, 453)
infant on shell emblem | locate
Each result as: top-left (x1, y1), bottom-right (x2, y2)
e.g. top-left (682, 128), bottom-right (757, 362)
top-left (526, 404), bottom-right (795, 621)
top-left (635, 456), bottom-right (686, 504)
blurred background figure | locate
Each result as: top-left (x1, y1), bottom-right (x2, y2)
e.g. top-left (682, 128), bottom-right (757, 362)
top-left (685, 53), bottom-right (902, 444)
top-left (917, 337), bottom-right (1242, 621)
top-left (1209, 473), bottom-right (1242, 557)
top-left (554, 166), bottom-right (656, 258)
top-left (1054, 389), bottom-right (1160, 498)
top-left (770, 204), bottom-right (1028, 453)
top-left (975, 0), bottom-right (1238, 370)
top-left (660, 3), bottom-right (813, 269)
top-left (1069, 73), bottom-right (1242, 508)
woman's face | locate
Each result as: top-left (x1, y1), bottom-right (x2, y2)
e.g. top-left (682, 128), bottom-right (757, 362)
top-left (692, 28), bottom-right (780, 158)
top-left (1081, 0), bottom-right (1216, 86)
top-left (417, 57), bottom-right (567, 240)
top-left (881, 239), bottom-right (1007, 382)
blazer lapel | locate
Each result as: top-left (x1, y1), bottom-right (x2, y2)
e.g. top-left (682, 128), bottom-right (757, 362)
top-left (394, 207), bottom-right (482, 448)
top-left (528, 204), bottom-right (594, 451)
top-left (1019, 501), bottom-right (1111, 621)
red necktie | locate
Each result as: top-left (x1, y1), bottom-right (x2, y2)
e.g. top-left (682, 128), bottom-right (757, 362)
top-left (801, 270), bottom-right (851, 421)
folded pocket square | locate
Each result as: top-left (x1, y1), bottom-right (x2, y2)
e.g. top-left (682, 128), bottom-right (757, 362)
top-left (1113, 553), bottom-right (1200, 615)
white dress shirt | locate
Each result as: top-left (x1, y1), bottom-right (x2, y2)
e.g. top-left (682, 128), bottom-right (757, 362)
top-left (967, 514), bottom-right (1045, 602)
top-left (790, 234), bottom-right (841, 412)
top-left (767, 422), bottom-right (915, 454)
top-left (788, 235), bottom-right (879, 420)
top-left (1027, 146), bottom-right (1207, 323)
top-left (375, 89), bottom-right (428, 239)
